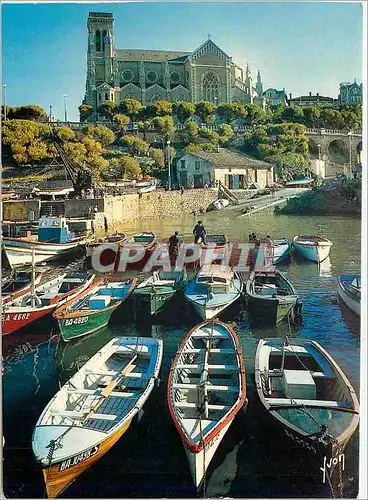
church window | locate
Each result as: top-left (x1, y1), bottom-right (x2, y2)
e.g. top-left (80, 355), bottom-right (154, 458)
top-left (147, 71), bottom-right (158, 84)
top-left (202, 72), bottom-right (220, 103)
top-left (105, 92), bottom-right (109, 101)
top-left (96, 30), bottom-right (101, 52)
top-left (195, 161), bottom-right (200, 171)
top-left (180, 160), bottom-right (186, 169)
top-left (170, 72), bottom-right (180, 84)
top-left (122, 70), bottom-right (134, 82)
top-left (102, 30), bottom-right (107, 51)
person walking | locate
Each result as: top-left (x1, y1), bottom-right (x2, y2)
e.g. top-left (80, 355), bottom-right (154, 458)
top-left (168, 231), bottom-right (180, 267)
top-left (193, 221), bottom-right (206, 244)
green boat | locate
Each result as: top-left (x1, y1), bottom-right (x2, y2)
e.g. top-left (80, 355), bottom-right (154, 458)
top-left (134, 269), bottom-right (187, 315)
top-left (54, 276), bottom-right (136, 342)
top-left (245, 270), bottom-right (300, 326)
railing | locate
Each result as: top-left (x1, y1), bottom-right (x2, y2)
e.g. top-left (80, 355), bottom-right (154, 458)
top-left (50, 121), bottom-right (362, 137)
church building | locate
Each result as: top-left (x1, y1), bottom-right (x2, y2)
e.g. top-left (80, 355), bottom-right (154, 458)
top-left (83, 12), bottom-right (265, 118)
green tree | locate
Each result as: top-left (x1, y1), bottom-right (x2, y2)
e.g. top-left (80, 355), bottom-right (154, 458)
top-left (217, 103), bottom-right (245, 124)
top-left (119, 98), bottom-right (143, 122)
top-left (113, 114), bottom-right (130, 134)
top-left (184, 142), bottom-right (215, 154)
top-left (302, 106), bottom-right (321, 128)
top-left (243, 104), bottom-right (267, 125)
top-left (79, 104), bottom-right (94, 123)
top-left (121, 135), bottom-right (150, 156)
top-left (198, 128), bottom-right (219, 144)
top-left (54, 126), bottom-right (76, 143)
top-left (151, 116), bottom-right (175, 139)
top-left (195, 101), bottom-right (215, 124)
top-left (218, 124), bottom-right (234, 145)
top-left (172, 101), bottom-right (196, 123)
top-left (148, 147), bottom-right (165, 169)
top-left (137, 119), bottom-right (152, 141)
top-left (14, 105), bottom-right (48, 121)
top-left (83, 125), bottom-right (116, 147)
top-left (98, 101), bottom-right (117, 123)
top-left (2, 120), bottom-right (51, 165)
top-left (279, 105), bottom-right (304, 123)
top-left (151, 100), bottom-right (172, 117)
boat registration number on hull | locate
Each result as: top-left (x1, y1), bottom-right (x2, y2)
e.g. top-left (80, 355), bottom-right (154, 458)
top-left (59, 445), bottom-right (100, 471)
top-left (2, 313), bottom-right (30, 322)
top-left (64, 316), bottom-right (89, 327)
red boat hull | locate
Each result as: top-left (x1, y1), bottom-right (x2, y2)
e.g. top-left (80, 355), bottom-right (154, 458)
top-left (2, 306), bottom-right (54, 336)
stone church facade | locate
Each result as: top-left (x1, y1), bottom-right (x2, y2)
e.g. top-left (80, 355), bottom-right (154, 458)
top-left (83, 12), bottom-right (263, 118)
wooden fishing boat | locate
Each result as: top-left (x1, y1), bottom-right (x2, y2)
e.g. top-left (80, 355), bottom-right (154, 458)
top-left (119, 232), bottom-right (157, 270)
top-left (184, 264), bottom-right (242, 320)
top-left (1, 270), bottom-right (42, 305)
top-left (211, 199), bottom-right (230, 210)
top-left (54, 277), bottom-right (136, 342)
top-left (293, 235), bottom-right (333, 263)
top-left (338, 275), bottom-right (360, 316)
top-left (2, 216), bottom-right (85, 268)
top-left (245, 270), bottom-right (299, 326)
top-left (264, 238), bottom-right (292, 266)
top-left (168, 320), bottom-right (246, 488)
top-left (32, 336), bottom-right (163, 498)
top-left (255, 337), bottom-right (359, 478)
top-left (2, 273), bottom-right (95, 336)
top-left (85, 232), bottom-right (127, 259)
top-left (137, 180), bottom-right (156, 193)
top-left (134, 269), bottom-right (187, 315)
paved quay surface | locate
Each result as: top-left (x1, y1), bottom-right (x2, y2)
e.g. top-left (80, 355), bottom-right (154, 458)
top-left (222, 187), bottom-right (311, 217)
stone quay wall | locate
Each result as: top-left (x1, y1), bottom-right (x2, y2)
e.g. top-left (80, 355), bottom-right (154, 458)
top-left (2, 189), bottom-right (218, 228)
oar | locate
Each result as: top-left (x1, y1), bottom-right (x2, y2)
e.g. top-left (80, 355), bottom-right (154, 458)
top-left (83, 354), bottom-right (138, 422)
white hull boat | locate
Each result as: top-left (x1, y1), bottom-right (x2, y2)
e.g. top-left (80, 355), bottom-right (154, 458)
top-left (32, 336), bottom-right (163, 497)
top-left (168, 320), bottom-right (246, 488)
top-left (3, 238), bottom-right (84, 268)
top-left (293, 235), bottom-right (332, 263)
top-left (338, 276), bottom-right (360, 316)
top-left (212, 199), bottom-right (230, 210)
top-left (184, 264), bottom-right (242, 320)
top-left (264, 239), bottom-right (292, 266)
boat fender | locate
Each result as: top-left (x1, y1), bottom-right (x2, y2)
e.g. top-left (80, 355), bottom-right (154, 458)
top-left (243, 398), bottom-right (249, 414)
top-left (137, 408), bottom-right (145, 422)
top-left (155, 377), bottom-right (161, 388)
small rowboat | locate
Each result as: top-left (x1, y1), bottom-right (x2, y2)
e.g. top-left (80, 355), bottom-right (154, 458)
top-left (255, 337), bottom-right (359, 478)
top-left (54, 277), bottom-right (136, 342)
top-left (211, 199), bottom-right (230, 210)
top-left (134, 269), bottom-right (187, 315)
top-left (2, 273), bottom-right (95, 336)
top-left (293, 235), bottom-right (333, 263)
top-left (1, 270), bottom-right (42, 305)
top-left (168, 320), bottom-right (246, 488)
top-left (184, 264), bottom-right (242, 320)
top-left (32, 336), bottom-right (163, 498)
top-left (338, 275), bottom-right (360, 316)
top-left (119, 232), bottom-right (157, 270)
top-left (138, 181), bottom-right (156, 193)
top-left (85, 233), bottom-right (126, 259)
top-left (264, 238), bottom-right (292, 266)
top-left (245, 270), bottom-right (299, 326)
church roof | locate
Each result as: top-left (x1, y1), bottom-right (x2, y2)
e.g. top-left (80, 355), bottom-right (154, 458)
top-left (187, 148), bottom-right (272, 169)
top-left (115, 49), bottom-right (190, 62)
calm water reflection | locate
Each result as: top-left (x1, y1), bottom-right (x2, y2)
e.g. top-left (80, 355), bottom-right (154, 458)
top-left (2, 212), bottom-right (361, 498)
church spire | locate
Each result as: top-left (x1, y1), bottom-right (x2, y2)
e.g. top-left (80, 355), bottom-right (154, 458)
top-left (256, 69), bottom-right (263, 96)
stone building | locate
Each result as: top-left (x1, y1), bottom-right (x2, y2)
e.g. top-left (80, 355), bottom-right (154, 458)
top-left (263, 88), bottom-right (288, 107)
top-left (176, 148), bottom-right (274, 189)
top-left (83, 12), bottom-right (263, 119)
top-left (288, 92), bottom-right (337, 107)
top-left (338, 79), bottom-right (363, 106)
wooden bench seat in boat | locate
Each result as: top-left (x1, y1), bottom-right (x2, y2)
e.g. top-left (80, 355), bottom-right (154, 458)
top-left (191, 331), bottom-right (228, 339)
top-left (265, 398), bottom-right (349, 408)
top-left (67, 388), bottom-right (137, 398)
top-left (85, 368), bottom-right (146, 379)
top-left (50, 410), bottom-right (117, 421)
top-left (173, 383), bottom-right (238, 392)
top-left (176, 363), bottom-right (238, 371)
top-left (174, 402), bottom-right (231, 411)
top-left (183, 348), bottom-right (234, 354)
top-left (114, 345), bottom-right (150, 357)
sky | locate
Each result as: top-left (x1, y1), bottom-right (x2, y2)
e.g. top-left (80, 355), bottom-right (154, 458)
top-left (2, 1), bottom-right (364, 122)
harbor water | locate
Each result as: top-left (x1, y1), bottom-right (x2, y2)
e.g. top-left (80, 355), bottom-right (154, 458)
top-left (2, 211), bottom-right (361, 498)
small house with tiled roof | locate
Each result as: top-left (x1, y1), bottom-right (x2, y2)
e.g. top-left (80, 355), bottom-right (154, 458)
top-left (176, 148), bottom-right (274, 189)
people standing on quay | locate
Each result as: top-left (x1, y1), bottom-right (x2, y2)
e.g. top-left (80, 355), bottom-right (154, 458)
top-left (168, 231), bottom-right (180, 267)
top-left (193, 220), bottom-right (206, 244)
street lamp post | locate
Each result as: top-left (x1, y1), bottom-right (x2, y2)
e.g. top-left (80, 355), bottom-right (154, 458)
top-left (49, 105), bottom-right (53, 123)
top-left (167, 139), bottom-right (172, 191)
top-left (348, 131), bottom-right (353, 178)
top-left (317, 143), bottom-right (321, 161)
top-left (3, 84), bottom-right (7, 121)
top-left (63, 94), bottom-right (68, 123)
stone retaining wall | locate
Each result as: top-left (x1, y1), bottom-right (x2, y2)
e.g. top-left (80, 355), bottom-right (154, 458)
top-left (2, 200), bottom-right (41, 221)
